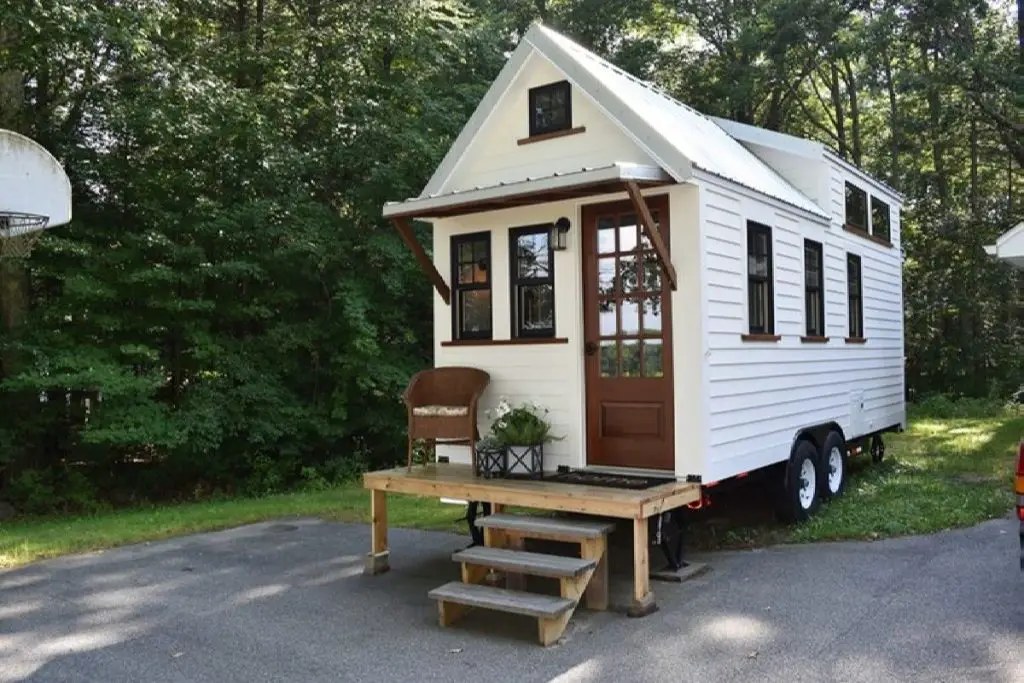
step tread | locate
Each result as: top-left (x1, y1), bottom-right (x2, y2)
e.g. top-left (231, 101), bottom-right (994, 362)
top-left (452, 546), bottom-right (596, 578)
top-left (428, 581), bottom-right (575, 619)
top-left (475, 513), bottom-right (616, 539)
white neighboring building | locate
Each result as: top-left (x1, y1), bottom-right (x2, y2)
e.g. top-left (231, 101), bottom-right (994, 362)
top-left (383, 24), bottom-right (905, 518)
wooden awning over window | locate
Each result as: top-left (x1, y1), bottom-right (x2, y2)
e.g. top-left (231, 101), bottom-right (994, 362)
top-left (385, 163), bottom-right (677, 304)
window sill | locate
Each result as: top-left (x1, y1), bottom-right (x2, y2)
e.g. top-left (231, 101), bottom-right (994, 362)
top-left (441, 337), bottom-right (569, 347)
top-left (843, 224), bottom-right (893, 248)
top-left (517, 126), bottom-right (586, 146)
top-left (800, 335), bottom-right (830, 343)
top-left (845, 336), bottom-right (868, 344)
top-left (741, 333), bottom-right (781, 342)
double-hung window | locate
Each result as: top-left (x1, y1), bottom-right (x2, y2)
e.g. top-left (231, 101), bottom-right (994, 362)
top-left (804, 239), bottom-right (825, 337)
top-left (451, 232), bottom-right (492, 340)
top-left (509, 225), bottom-right (555, 337)
top-left (746, 222), bottom-right (774, 335)
top-left (847, 253), bottom-right (863, 338)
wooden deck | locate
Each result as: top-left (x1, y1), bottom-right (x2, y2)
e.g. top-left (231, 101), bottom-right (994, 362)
top-left (362, 463), bottom-right (701, 615)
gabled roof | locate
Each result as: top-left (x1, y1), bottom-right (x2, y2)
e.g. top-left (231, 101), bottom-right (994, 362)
top-left (415, 23), bottom-right (827, 221)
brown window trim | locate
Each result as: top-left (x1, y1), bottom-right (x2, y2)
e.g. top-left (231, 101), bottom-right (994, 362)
top-left (741, 333), bottom-right (782, 342)
top-left (441, 337), bottom-right (569, 347)
top-left (517, 126), bottom-right (586, 146)
top-left (844, 336), bottom-right (867, 344)
top-left (801, 335), bottom-right (830, 343)
top-left (844, 223), bottom-right (892, 248)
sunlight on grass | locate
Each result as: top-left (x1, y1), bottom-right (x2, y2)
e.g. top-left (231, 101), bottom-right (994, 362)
top-left (0, 484), bottom-right (462, 569)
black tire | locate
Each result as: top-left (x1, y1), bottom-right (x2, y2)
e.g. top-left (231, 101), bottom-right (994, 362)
top-left (870, 435), bottom-right (885, 463)
top-left (777, 439), bottom-right (822, 523)
top-left (818, 431), bottom-right (848, 500)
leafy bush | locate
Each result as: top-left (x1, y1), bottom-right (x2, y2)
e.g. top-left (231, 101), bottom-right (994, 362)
top-left (7, 468), bottom-right (103, 516)
top-left (911, 394), bottom-right (1016, 419)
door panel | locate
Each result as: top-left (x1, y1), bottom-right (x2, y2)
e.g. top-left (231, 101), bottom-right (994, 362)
top-left (582, 197), bottom-right (674, 470)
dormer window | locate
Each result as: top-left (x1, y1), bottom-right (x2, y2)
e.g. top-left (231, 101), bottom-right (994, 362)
top-left (529, 81), bottom-right (571, 137)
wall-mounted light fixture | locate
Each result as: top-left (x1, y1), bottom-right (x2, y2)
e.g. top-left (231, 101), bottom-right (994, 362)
top-left (551, 216), bottom-right (571, 251)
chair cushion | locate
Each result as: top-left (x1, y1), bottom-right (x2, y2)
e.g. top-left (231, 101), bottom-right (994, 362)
top-left (413, 405), bottom-right (470, 418)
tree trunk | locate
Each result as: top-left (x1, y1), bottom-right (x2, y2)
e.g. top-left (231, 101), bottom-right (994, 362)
top-left (828, 60), bottom-right (847, 159)
top-left (922, 44), bottom-right (948, 204)
top-left (842, 56), bottom-right (862, 166)
top-left (882, 53), bottom-right (899, 181)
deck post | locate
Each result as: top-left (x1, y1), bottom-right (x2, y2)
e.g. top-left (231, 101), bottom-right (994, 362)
top-left (628, 516), bottom-right (656, 617)
top-left (364, 488), bottom-right (390, 575)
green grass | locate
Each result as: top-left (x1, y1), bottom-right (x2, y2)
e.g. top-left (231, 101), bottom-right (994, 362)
top-left (2, 411), bottom-right (1021, 568)
top-left (0, 485), bottom-right (461, 569)
top-left (790, 412), bottom-right (1022, 543)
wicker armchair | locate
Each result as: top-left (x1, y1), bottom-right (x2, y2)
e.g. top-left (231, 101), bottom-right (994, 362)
top-left (403, 367), bottom-right (490, 472)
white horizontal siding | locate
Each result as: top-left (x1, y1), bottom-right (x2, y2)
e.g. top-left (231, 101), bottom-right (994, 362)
top-left (699, 171), bottom-right (905, 484)
top-left (447, 53), bottom-right (654, 193)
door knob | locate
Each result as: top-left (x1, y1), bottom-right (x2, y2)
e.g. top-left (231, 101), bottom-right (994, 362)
top-left (584, 341), bottom-right (598, 356)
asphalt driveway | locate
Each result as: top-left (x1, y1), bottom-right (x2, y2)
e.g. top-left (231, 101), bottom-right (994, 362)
top-left (1, 515), bottom-right (1021, 683)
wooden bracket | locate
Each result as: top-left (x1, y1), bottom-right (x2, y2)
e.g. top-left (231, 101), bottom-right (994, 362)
top-left (391, 217), bottom-right (451, 305)
top-left (624, 181), bottom-right (677, 291)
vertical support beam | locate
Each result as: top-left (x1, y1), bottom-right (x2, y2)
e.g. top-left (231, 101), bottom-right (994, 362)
top-left (624, 181), bottom-right (677, 290)
top-left (580, 537), bottom-right (608, 611)
top-left (391, 217), bottom-right (451, 305)
top-left (363, 489), bottom-right (390, 575)
top-left (629, 516), bottom-right (656, 617)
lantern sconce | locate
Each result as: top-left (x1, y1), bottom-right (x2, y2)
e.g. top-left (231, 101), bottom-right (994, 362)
top-left (551, 216), bottom-right (571, 251)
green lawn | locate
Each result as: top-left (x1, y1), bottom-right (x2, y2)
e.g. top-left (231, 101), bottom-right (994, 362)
top-left (2, 412), bottom-right (1021, 568)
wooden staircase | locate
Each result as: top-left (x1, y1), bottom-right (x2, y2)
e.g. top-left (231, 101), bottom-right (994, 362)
top-left (428, 513), bottom-right (616, 645)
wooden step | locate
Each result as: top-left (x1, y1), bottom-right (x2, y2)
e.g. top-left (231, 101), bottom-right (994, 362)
top-left (428, 581), bottom-right (575, 619)
top-left (453, 546), bottom-right (596, 579)
top-left (476, 513), bottom-right (616, 541)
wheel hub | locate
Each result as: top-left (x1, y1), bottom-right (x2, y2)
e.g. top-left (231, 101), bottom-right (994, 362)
top-left (798, 458), bottom-right (816, 509)
top-left (827, 446), bottom-right (843, 493)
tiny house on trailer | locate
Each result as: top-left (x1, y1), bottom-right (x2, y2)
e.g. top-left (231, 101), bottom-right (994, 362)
top-left (368, 23), bottom-right (905, 639)
top-left (384, 23), bottom-right (904, 512)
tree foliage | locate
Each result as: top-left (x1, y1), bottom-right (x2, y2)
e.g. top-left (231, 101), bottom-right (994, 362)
top-left (0, 0), bottom-right (1019, 511)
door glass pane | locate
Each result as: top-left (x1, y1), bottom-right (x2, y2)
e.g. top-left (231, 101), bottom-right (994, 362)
top-left (619, 219), bottom-right (638, 253)
top-left (460, 290), bottom-right (491, 335)
top-left (643, 340), bottom-right (663, 377)
top-left (619, 255), bottom-right (639, 293)
top-left (643, 256), bottom-right (661, 293)
top-left (642, 296), bottom-right (662, 336)
top-left (621, 340), bottom-right (640, 377)
top-left (459, 242), bottom-right (474, 262)
top-left (599, 300), bottom-right (616, 336)
top-left (598, 257), bottom-right (615, 296)
top-left (458, 264), bottom-right (474, 285)
top-left (597, 218), bottom-right (616, 254)
top-left (519, 284), bottom-right (553, 332)
top-left (600, 340), bottom-right (617, 377)
top-left (620, 298), bottom-right (639, 335)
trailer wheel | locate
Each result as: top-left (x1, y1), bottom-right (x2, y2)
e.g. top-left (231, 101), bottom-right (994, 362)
top-left (870, 435), bottom-right (886, 463)
top-left (778, 439), bottom-right (821, 522)
top-left (819, 431), bottom-right (847, 500)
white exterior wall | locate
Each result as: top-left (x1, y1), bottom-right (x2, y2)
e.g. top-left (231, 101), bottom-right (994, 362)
top-left (430, 184), bottom-right (706, 479)
top-left (735, 142), bottom-right (826, 208)
top-left (431, 200), bottom-right (586, 472)
top-left (445, 53), bottom-right (653, 194)
top-left (698, 164), bottom-right (905, 484)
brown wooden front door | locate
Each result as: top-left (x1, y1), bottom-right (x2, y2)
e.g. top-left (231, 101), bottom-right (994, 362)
top-left (582, 197), bottom-right (674, 471)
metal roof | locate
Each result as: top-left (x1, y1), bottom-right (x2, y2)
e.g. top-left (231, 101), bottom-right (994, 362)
top-left (383, 163), bottom-right (671, 219)
top-left (527, 26), bottom-right (827, 219)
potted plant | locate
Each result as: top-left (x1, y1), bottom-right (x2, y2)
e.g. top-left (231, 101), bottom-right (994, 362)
top-left (488, 399), bottom-right (559, 478)
top-left (475, 434), bottom-right (507, 478)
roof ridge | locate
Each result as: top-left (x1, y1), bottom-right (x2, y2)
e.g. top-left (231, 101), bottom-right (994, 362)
top-left (537, 25), bottom-right (715, 125)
